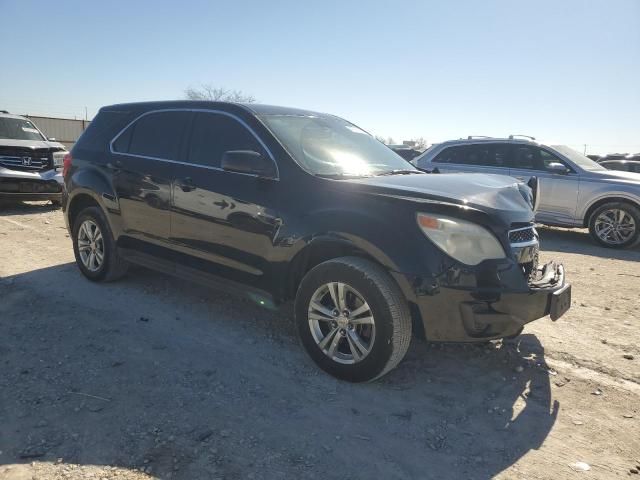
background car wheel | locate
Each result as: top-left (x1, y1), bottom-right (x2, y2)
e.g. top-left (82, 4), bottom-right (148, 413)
top-left (588, 202), bottom-right (640, 248)
top-left (295, 256), bottom-right (412, 382)
top-left (72, 206), bottom-right (128, 282)
top-left (50, 199), bottom-right (62, 208)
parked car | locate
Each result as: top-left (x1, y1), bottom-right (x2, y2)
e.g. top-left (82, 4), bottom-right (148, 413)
top-left (387, 144), bottom-right (423, 161)
top-left (414, 136), bottom-right (640, 248)
top-left (63, 102), bottom-right (570, 382)
top-left (599, 160), bottom-right (640, 174)
top-left (0, 111), bottom-right (67, 205)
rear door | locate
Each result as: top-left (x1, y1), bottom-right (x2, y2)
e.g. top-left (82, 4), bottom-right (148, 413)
top-left (170, 111), bottom-right (282, 289)
top-left (508, 145), bottom-right (580, 224)
top-left (111, 110), bottom-right (191, 248)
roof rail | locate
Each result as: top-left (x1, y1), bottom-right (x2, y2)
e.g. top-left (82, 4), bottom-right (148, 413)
top-left (509, 134), bottom-right (536, 141)
top-left (466, 135), bottom-right (492, 140)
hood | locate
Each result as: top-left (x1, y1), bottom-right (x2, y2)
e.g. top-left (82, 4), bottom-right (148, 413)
top-left (586, 169), bottom-right (640, 184)
top-left (0, 139), bottom-right (66, 150)
top-left (347, 173), bottom-right (534, 222)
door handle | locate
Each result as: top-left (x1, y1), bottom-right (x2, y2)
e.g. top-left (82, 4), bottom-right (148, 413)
top-left (176, 177), bottom-right (196, 192)
top-left (515, 176), bottom-right (525, 181)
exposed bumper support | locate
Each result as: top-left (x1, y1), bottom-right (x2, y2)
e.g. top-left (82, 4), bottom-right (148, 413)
top-left (392, 260), bottom-right (571, 342)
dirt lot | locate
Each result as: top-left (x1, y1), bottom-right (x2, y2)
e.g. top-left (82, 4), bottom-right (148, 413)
top-left (1, 201), bottom-right (639, 480)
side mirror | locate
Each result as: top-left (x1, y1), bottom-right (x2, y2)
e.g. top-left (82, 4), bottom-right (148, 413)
top-left (546, 162), bottom-right (569, 174)
top-left (221, 150), bottom-right (277, 179)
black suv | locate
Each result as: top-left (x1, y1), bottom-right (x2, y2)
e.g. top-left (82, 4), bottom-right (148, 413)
top-left (0, 111), bottom-right (67, 204)
top-left (63, 101), bottom-right (571, 382)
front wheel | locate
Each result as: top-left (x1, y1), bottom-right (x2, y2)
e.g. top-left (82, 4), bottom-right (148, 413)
top-left (588, 202), bottom-right (640, 248)
top-left (295, 257), bottom-right (412, 382)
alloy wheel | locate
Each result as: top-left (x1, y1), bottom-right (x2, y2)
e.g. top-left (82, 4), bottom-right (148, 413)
top-left (308, 282), bottom-right (376, 364)
top-left (594, 208), bottom-right (636, 245)
top-left (77, 219), bottom-right (104, 272)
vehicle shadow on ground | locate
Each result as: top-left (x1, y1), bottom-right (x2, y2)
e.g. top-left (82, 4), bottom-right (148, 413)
top-left (1, 263), bottom-right (558, 479)
top-left (538, 225), bottom-right (640, 261)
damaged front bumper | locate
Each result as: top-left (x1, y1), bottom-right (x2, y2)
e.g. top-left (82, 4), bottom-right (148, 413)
top-left (0, 167), bottom-right (63, 201)
top-left (392, 259), bottom-right (571, 342)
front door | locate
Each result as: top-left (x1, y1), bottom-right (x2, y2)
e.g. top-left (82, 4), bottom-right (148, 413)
top-left (170, 111), bottom-right (281, 290)
top-left (508, 145), bottom-right (580, 225)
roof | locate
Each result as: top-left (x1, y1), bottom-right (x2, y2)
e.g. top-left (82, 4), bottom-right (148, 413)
top-left (101, 100), bottom-right (328, 118)
top-left (436, 136), bottom-right (540, 147)
top-left (0, 111), bottom-right (30, 120)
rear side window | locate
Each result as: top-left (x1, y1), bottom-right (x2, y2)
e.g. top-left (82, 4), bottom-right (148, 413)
top-left (113, 111), bottom-right (190, 160)
top-left (435, 144), bottom-right (509, 167)
top-left (187, 112), bottom-right (264, 167)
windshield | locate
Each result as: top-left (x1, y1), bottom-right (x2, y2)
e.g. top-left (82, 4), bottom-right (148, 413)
top-left (259, 114), bottom-right (418, 176)
top-left (551, 145), bottom-right (605, 171)
top-left (0, 117), bottom-right (46, 141)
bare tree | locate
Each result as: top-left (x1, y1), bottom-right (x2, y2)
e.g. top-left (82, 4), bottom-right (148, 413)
top-left (409, 137), bottom-right (429, 151)
top-left (184, 84), bottom-right (256, 103)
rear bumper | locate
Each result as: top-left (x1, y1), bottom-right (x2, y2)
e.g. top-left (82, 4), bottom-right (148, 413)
top-left (0, 167), bottom-right (63, 200)
top-left (392, 259), bottom-right (571, 342)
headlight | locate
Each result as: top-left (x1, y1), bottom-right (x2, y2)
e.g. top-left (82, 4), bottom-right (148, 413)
top-left (417, 213), bottom-right (506, 265)
top-left (52, 151), bottom-right (66, 167)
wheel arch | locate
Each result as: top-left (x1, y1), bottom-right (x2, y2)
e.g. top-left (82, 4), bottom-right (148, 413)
top-left (285, 235), bottom-right (396, 301)
top-left (66, 189), bottom-right (105, 232)
top-left (582, 196), bottom-right (640, 227)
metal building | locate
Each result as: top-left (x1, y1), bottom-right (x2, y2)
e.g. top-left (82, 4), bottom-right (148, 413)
top-left (25, 115), bottom-right (91, 149)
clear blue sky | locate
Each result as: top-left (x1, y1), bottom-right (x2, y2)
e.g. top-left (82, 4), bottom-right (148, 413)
top-left (1, 0), bottom-right (638, 154)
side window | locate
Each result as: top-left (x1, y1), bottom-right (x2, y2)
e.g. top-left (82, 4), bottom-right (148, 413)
top-left (512, 146), bottom-right (572, 172)
top-left (112, 125), bottom-right (133, 153)
top-left (540, 148), bottom-right (566, 170)
top-left (188, 113), bottom-right (264, 167)
top-left (486, 144), bottom-right (509, 168)
top-left (433, 146), bottom-right (459, 164)
top-left (512, 145), bottom-right (543, 170)
top-left (114, 111), bottom-right (190, 160)
top-left (458, 145), bottom-right (488, 165)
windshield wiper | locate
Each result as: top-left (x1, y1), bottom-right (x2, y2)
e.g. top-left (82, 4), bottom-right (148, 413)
top-left (375, 169), bottom-right (424, 176)
top-left (315, 173), bottom-right (373, 179)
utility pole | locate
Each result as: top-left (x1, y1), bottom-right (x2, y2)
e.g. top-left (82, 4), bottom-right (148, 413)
top-left (84, 106), bottom-right (88, 121)
top-left (583, 144), bottom-right (587, 155)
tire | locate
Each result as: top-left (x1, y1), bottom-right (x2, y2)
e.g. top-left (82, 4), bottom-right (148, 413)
top-left (72, 206), bottom-right (128, 282)
top-left (295, 256), bottom-right (412, 382)
top-left (588, 201), bottom-right (640, 248)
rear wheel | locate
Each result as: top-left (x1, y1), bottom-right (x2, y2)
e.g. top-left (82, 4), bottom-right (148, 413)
top-left (72, 206), bottom-right (128, 282)
top-left (295, 257), bottom-right (411, 382)
top-left (588, 202), bottom-right (640, 248)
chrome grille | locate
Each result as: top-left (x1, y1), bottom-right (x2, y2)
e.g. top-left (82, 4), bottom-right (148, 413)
top-left (509, 226), bottom-right (537, 245)
top-left (0, 155), bottom-right (51, 170)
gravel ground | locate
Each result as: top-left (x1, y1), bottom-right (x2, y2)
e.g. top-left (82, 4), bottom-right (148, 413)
top-left (1, 201), bottom-right (639, 480)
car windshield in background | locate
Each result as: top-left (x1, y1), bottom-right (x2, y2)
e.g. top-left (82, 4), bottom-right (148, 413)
top-left (260, 114), bottom-right (418, 177)
top-left (551, 145), bottom-right (606, 171)
top-left (0, 118), bottom-right (46, 141)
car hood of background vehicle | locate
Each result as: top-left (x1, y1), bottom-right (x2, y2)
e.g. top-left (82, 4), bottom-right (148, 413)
top-left (588, 169), bottom-right (640, 185)
top-left (347, 173), bottom-right (534, 220)
top-left (0, 139), bottom-right (66, 150)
